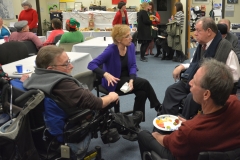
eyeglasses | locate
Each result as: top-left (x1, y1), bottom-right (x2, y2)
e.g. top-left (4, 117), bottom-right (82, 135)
top-left (124, 34), bottom-right (132, 39)
top-left (52, 59), bottom-right (71, 68)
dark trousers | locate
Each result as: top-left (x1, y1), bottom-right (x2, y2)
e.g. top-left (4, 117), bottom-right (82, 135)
top-left (138, 130), bottom-right (176, 160)
top-left (115, 77), bottom-right (160, 120)
top-left (140, 42), bottom-right (150, 58)
top-left (160, 80), bottom-right (189, 116)
top-left (30, 28), bottom-right (38, 34)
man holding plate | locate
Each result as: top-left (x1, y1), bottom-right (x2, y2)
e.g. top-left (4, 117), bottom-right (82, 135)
top-left (137, 59), bottom-right (240, 160)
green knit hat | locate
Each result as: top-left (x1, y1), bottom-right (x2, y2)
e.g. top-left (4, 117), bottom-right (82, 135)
top-left (66, 18), bottom-right (80, 29)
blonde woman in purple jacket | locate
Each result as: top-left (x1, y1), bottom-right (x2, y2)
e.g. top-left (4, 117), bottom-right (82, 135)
top-left (88, 24), bottom-right (161, 121)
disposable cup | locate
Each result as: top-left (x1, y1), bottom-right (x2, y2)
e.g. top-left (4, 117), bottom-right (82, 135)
top-left (16, 64), bottom-right (23, 73)
top-left (3, 36), bottom-right (9, 42)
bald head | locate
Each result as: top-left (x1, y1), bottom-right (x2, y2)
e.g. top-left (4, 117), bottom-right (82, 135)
top-left (218, 19), bottom-right (231, 32)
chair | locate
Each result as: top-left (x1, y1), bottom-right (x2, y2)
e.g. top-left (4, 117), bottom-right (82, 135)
top-left (143, 148), bottom-right (240, 160)
top-left (21, 40), bottom-right (38, 55)
top-left (94, 72), bottom-right (135, 116)
top-left (53, 34), bottom-right (63, 44)
top-left (58, 42), bottom-right (78, 52)
top-left (0, 41), bottom-right (29, 65)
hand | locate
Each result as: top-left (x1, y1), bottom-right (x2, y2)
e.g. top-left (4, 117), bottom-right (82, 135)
top-left (171, 15), bottom-right (174, 20)
top-left (172, 65), bottom-right (184, 82)
top-left (178, 116), bottom-right (186, 122)
top-left (20, 74), bottom-right (29, 82)
top-left (128, 80), bottom-right (134, 91)
top-left (104, 72), bottom-right (120, 86)
top-left (108, 92), bottom-right (119, 104)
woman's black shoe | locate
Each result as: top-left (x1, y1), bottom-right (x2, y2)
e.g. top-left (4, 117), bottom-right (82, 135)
top-left (140, 57), bottom-right (148, 62)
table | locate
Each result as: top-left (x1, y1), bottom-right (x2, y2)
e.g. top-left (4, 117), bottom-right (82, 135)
top-left (71, 37), bottom-right (113, 58)
top-left (0, 39), bottom-right (4, 44)
top-left (2, 52), bottom-right (93, 78)
top-left (62, 11), bottom-right (137, 29)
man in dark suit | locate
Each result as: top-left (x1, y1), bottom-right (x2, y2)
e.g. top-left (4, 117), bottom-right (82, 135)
top-left (218, 19), bottom-right (240, 63)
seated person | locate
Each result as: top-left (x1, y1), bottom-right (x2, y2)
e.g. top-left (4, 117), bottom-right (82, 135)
top-left (22, 45), bottom-right (119, 159)
top-left (88, 24), bottom-right (161, 121)
top-left (0, 17), bottom-right (11, 39)
top-left (218, 19), bottom-right (240, 63)
top-left (138, 59), bottom-right (240, 160)
top-left (159, 17), bottom-right (240, 119)
top-left (43, 18), bottom-right (64, 45)
top-left (59, 18), bottom-right (84, 44)
top-left (9, 20), bottom-right (43, 49)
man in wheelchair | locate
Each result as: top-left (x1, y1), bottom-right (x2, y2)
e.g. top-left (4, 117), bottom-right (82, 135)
top-left (7, 45), bottom-right (142, 159)
top-left (137, 59), bottom-right (240, 160)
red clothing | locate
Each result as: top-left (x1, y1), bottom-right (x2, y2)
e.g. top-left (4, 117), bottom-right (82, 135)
top-left (43, 29), bottom-right (64, 45)
top-left (9, 32), bottom-right (43, 49)
top-left (18, 9), bottom-right (38, 29)
top-left (152, 12), bottom-right (160, 25)
top-left (163, 95), bottom-right (240, 160)
top-left (112, 10), bottom-right (129, 26)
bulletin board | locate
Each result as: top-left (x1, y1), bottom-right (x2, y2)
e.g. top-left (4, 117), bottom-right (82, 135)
top-left (112, 0), bottom-right (127, 5)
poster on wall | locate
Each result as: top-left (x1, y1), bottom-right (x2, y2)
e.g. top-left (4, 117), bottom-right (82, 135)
top-left (112, 0), bottom-right (127, 5)
top-left (157, 0), bottom-right (167, 11)
top-left (0, 0), bottom-right (15, 19)
top-left (140, 0), bottom-right (151, 2)
top-left (48, 4), bottom-right (59, 13)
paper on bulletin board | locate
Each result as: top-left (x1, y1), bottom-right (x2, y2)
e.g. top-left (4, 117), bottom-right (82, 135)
top-left (213, 10), bottom-right (221, 16)
top-left (225, 5), bottom-right (234, 11)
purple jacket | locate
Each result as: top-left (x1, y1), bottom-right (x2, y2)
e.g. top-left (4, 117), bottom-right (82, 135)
top-left (88, 42), bottom-right (137, 91)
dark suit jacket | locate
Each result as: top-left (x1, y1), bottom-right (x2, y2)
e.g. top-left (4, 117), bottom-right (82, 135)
top-left (226, 32), bottom-right (240, 63)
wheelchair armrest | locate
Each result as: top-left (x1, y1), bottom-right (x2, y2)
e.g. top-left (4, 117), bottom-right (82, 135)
top-left (15, 90), bottom-right (41, 104)
top-left (66, 109), bottom-right (93, 125)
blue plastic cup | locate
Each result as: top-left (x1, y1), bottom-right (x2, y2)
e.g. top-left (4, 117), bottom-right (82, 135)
top-left (16, 64), bottom-right (23, 73)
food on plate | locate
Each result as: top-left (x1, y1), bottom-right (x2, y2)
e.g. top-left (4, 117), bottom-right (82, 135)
top-left (155, 115), bottom-right (180, 130)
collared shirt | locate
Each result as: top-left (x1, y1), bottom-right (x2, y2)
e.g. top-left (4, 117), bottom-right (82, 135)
top-left (181, 39), bottom-right (240, 82)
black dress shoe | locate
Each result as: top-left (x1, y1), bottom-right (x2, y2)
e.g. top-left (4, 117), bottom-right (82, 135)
top-left (140, 57), bottom-right (148, 62)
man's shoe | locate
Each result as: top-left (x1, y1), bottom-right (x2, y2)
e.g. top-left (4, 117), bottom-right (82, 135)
top-left (140, 57), bottom-right (148, 62)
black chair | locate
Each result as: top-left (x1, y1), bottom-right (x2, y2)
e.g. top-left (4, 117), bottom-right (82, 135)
top-left (0, 41), bottom-right (29, 65)
top-left (53, 34), bottom-right (63, 44)
top-left (21, 40), bottom-right (38, 55)
top-left (143, 149), bottom-right (240, 160)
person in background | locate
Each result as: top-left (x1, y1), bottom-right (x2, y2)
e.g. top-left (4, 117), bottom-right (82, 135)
top-left (138, 59), bottom-right (240, 160)
top-left (145, 1), bottom-right (160, 56)
top-left (0, 17), bottom-right (10, 39)
top-left (137, 2), bottom-right (153, 62)
top-left (9, 20), bottom-right (43, 49)
top-left (88, 24), bottom-right (161, 122)
top-left (112, 1), bottom-right (129, 26)
top-left (59, 18), bottom-right (84, 44)
top-left (171, 2), bottom-right (185, 62)
top-left (43, 18), bottom-right (64, 45)
top-left (18, 1), bottom-right (38, 34)
top-left (218, 19), bottom-right (240, 63)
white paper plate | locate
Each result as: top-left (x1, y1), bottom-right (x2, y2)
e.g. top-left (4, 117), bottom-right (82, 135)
top-left (153, 114), bottom-right (182, 131)
top-left (13, 70), bottom-right (32, 75)
top-left (158, 35), bottom-right (166, 39)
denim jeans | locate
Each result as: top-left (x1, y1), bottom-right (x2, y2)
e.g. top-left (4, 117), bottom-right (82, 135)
top-left (68, 132), bottom-right (92, 160)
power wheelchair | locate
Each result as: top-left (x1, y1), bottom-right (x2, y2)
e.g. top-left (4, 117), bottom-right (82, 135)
top-left (0, 78), bottom-right (140, 160)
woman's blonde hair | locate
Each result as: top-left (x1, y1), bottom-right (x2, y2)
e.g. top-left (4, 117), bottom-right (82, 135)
top-left (140, 2), bottom-right (149, 10)
top-left (111, 24), bottom-right (130, 44)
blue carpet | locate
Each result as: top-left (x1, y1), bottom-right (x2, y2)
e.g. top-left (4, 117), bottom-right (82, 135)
top-left (88, 48), bottom-right (191, 160)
